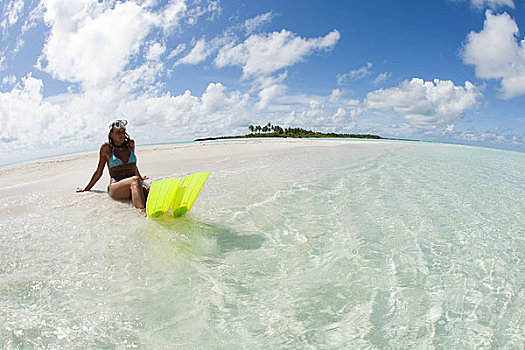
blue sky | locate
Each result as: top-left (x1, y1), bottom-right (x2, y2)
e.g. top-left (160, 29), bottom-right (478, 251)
top-left (1, 0), bottom-right (524, 165)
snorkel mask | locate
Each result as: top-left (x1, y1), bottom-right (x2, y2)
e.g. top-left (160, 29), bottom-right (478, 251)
top-left (108, 119), bottom-right (130, 146)
top-left (109, 119), bottom-right (128, 131)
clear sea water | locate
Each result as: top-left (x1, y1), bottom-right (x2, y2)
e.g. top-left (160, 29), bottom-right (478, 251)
top-left (1, 141), bottom-right (524, 349)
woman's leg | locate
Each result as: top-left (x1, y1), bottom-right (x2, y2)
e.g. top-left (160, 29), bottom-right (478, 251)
top-left (108, 176), bottom-right (146, 209)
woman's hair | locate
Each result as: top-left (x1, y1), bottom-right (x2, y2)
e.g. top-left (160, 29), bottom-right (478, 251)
top-left (108, 128), bottom-right (130, 147)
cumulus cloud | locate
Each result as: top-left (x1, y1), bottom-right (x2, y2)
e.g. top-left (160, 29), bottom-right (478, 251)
top-left (145, 42), bottom-right (166, 62)
top-left (37, 0), bottom-right (155, 88)
top-left (462, 11), bottom-right (525, 99)
top-left (329, 88), bottom-right (343, 103)
top-left (119, 60), bottom-right (165, 94)
top-left (364, 78), bottom-right (482, 129)
top-left (108, 82), bottom-right (253, 141)
top-left (0, 78), bottom-right (252, 157)
top-left (328, 88), bottom-right (360, 106)
top-left (284, 98), bottom-right (354, 132)
top-left (250, 71), bottom-right (288, 93)
top-left (35, 0), bottom-right (219, 90)
top-left (214, 29), bottom-right (340, 77)
top-left (256, 84), bottom-right (286, 110)
top-left (0, 2), bottom-right (368, 162)
top-left (0, 74), bottom-right (70, 144)
top-left (157, 0), bottom-right (187, 32)
top-left (441, 124), bottom-right (523, 148)
top-left (2, 74), bottom-right (16, 87)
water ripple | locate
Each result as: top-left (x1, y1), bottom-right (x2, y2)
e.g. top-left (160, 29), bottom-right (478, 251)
top-left (1, 143), bottom-right (524, 348)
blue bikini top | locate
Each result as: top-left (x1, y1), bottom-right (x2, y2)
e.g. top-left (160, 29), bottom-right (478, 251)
top-left (109, 146), bottom-right (137, 169)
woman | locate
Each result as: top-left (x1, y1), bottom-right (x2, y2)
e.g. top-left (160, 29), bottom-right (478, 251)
top-left (77, 120), bottom-right (148, 210)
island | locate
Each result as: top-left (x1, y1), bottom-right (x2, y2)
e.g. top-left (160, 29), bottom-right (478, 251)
top-left (195, 123), bottom-right (386, 141)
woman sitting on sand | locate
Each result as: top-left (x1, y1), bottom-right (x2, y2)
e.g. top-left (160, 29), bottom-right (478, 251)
top-left (77, 120), bottom-right (148, 210)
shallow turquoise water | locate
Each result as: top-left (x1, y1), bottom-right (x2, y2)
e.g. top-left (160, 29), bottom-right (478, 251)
top-left (1, 142), bottom-right (524, 348)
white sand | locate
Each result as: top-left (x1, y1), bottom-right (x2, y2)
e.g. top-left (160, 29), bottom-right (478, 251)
top-left (0, 139), bottom-right (388, 199)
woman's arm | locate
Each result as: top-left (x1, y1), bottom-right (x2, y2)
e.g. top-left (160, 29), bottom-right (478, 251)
top-left (77, 145), bottom-right (108, 192)
top-left (135, 164), bottom-right (144, 180)
top-left (130, 140), bottom-right (147, 180)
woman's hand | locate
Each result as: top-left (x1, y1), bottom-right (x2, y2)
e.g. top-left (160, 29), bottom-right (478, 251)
top-left (141, 175), bottom-right (149, 180)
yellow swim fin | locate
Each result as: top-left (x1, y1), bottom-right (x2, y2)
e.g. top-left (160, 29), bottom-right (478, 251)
top-left (170, 172), bottom-right (210, 217)
top-left (146, 178), bottom-right (181, 217)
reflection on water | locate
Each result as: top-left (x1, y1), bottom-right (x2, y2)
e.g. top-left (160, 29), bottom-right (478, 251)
top-left (1, 142), bottom-right (524, 348)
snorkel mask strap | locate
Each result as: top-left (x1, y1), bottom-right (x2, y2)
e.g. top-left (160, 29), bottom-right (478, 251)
top-left (109, 119), bottom-right (128, 131)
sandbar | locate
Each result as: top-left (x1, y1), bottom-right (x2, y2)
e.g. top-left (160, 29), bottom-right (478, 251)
top-left (0, 138), bottom-right (391, 200)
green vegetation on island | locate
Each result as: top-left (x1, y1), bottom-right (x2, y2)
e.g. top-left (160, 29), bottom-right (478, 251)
top-left (195, 122), bottom-right (385, 141)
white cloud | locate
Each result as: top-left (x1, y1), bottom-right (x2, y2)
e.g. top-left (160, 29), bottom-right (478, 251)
top-left (175, 35), bottom-right (235, 66)
top-left (35, 0), bottom-right (220, 90)
top-left (0, 55), bottom-right (6, 71)
top-left (1, 0), bottom-right (26, 62)
top-left (0, 74), bottom-right (71, 144)
top-left (469, 0), bottom-right (514, 9)
top-left (214, 29), bottom-right (340, 77)
top-left (0, 77), bottom-right (254, 158)
top-left (1, 74), bottom-right (16, 87)
top-left (167, 43), bottom-right (186, 59)
top-left (158, 0), bottom-right (187, 32)
top-left (449, 0), bottom-right (514, 10)
top-left (332, 108), bottom-right (347, 126)
top-left (0, 1), bottom-right (359, 163)
top-left (373, 72), bottom-right (391, 85)
top-left (2, 70), bottom-right (498, 164)
top-left (1, 0), bottom-right (24, 32)
top-left (344, 98), bottom-right (360, 106)
top-left (145, 42), bottom-right (166, 61)
top-left (115, 82), bottom-right (252, 139)
top-left (120, 60), bottom-right (165, 94)
top-left (440, 125), bottom-right (524, 148)
top-left (364, 78), bottom-right (482, 129)
top-left (286, 99), bottom-right (353, 132)
top-left (20, 1), bottom-right (42, 34)
top-left (329, 88), bottom-right (343, 103)
top-left (257, 84), bottom-right (285, 110)
top-left (244, 11), bottom-right (273, 36)
top-left (37, 0), bottom-right (155, 89)
top-left (462, 11), bottom-right (525, 99)
top-left (327, 88), bottom-right (360, 106)
top-left (250, 71), bottom-right (288, 93)
top-left (185, 0), bottom-right (221, 25)
top-left (175, 38), bottom-right (211, 65)
top-left (0, 1), bottom-right (351, 163)
top-left (337, 62), bottom-right (372, 84)
top-left (201, 82), bottom-right (229, 114)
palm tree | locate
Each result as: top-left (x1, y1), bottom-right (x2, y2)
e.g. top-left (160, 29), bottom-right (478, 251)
top-left (249, 125), bottom-right (255, 134)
